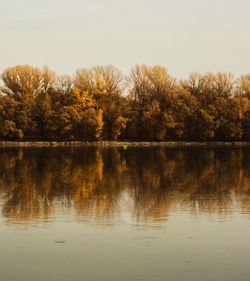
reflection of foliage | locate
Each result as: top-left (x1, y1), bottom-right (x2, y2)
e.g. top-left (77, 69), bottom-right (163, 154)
top-left (0, 148), bottom-right (250, 224)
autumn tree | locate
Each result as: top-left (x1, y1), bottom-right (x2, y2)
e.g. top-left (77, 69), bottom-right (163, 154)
top-left (181, 72), bottom-right (242, 140)
top-left (75, 66), bottom-right (126, 139)
top-left (127, 65), bottom-right (177, 140)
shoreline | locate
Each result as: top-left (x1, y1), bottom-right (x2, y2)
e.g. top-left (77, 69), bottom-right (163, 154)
top-left (0, 141), bottom-right (250, 148)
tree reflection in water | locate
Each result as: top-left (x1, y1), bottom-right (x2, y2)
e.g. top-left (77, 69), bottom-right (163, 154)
top-left (0, 147), bottom-right (250, 224)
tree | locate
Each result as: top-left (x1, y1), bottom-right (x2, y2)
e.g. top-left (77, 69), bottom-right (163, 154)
top-left (111, 116), bottom-right (128, 140)
top-left (127, 65), bottom-right (177, 140)
top-left (75, 66), bottom-right (125, 139)
top-left (1, 65), bottom-right (43, 100)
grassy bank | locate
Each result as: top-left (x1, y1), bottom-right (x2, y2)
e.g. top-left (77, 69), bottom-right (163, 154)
top-left (0, 141), bottom-right (250, 148)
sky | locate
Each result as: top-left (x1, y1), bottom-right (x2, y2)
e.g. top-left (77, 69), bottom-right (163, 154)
top-left (0, 0), bottom-right (250, 78)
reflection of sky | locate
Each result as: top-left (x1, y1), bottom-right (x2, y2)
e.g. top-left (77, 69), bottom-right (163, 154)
top-left (0, 0), bottom-right (250, 78)
top-left (1, 211), bottom-right (250, 281)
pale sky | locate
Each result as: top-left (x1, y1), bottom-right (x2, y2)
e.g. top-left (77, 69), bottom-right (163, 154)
top-left (0, 0), bottom-right (250, 78)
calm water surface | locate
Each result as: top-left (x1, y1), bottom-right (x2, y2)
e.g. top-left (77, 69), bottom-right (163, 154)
top-left (0, 147), bottom-right (250, 281)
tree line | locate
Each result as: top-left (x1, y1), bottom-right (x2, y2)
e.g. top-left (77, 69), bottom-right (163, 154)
top-left (0, 64), bottom-right (250, 141)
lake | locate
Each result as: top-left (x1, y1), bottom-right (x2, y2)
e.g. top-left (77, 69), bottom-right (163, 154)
top-left (0, 147), bottom-right (250, 281)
